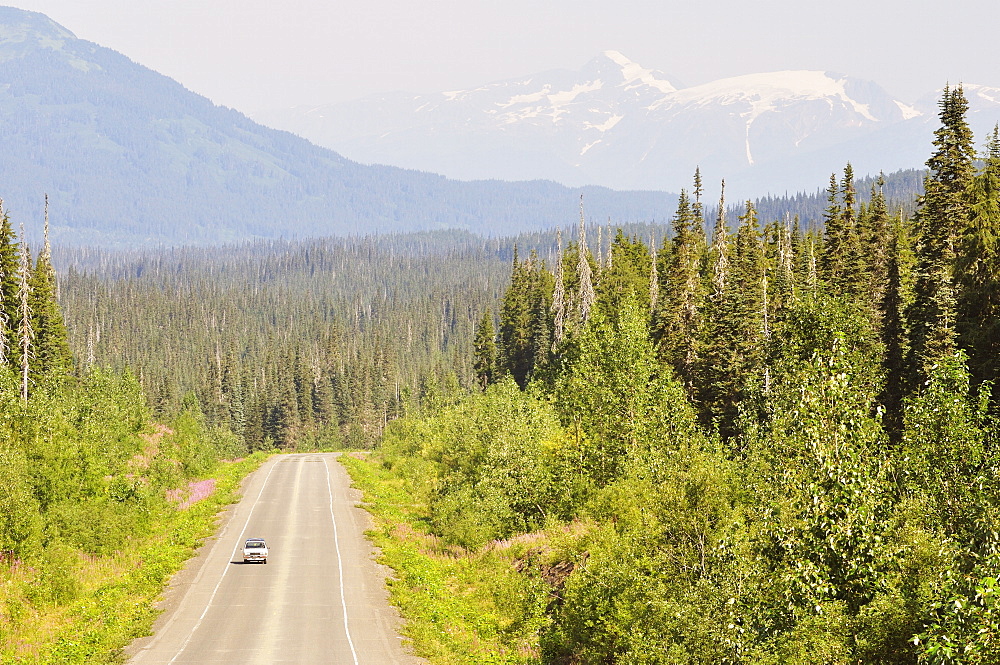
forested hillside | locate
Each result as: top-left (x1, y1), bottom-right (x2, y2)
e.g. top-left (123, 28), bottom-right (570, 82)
top-left (0, 7), bottom-right (676, 247)
top-left (343, 86), bottom-right (1000, 663)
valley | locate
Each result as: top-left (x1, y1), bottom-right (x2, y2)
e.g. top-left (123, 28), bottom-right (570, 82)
top-left (2, 3), bottom-right (1000, 664)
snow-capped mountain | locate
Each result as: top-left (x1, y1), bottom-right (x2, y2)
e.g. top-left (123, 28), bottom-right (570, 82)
top-left (255, 52), bottom-right (1000, 198)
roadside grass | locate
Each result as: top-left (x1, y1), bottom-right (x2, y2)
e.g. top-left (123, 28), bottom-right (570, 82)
top-left (0, 452), bottom-right (269, 664)
top-left (341, 454), bottom-right (553, 665)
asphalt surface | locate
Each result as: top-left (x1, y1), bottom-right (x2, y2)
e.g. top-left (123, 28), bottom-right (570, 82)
top-left (127, 453), bottom-right (425, 665)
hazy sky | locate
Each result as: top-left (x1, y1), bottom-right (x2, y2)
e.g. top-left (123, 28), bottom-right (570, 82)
top-left (8, 0), bottom-right (999, 115)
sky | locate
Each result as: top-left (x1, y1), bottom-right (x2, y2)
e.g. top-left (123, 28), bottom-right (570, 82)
top-left (7, 0), bottom-right (1000, 116)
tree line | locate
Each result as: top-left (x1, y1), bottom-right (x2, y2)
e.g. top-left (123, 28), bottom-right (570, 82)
top-left (374, 85), bottom-right (1000, 662)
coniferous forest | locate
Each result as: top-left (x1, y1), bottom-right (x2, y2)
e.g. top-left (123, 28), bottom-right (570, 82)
top-left (4, 85), bottom-right (1000, 662)
top-left (353, 85), bottom-right (1000, 663)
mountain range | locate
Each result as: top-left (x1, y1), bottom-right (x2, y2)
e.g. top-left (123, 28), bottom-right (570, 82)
top-left (255, 51), bottom-right (1000, 199)
top-left (0, 8), bottom-right (673, 247)
top-left (2, 7), bottom-right (995, 248)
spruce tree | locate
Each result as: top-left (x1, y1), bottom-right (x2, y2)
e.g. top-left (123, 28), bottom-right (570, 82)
top-left (821, 164), bottom-right (863, 295)
top-left (907, 85), bottom-right (976, 386)
top-left (28, 202), bottom-right (73, 383)
top-left (0, 203), bottom-right (20, 370)
top-left (528, 263), bottom-right (555, 376)
top-left (498, 247), bottom-right (529, 385)
top-left (692, 166), bottom-right (704, 221)
top-left (859, 175), bottom-right (894, 323)
top-left (700, 201), bottom-right (765, 436)
top-left (839, 163), bottom-right (866, 297)
top-left (654, 189), bottom-right (706, 387)
top-left (497, 250), bottom-right (553, 387)
top-left (472, 309), bottom-right (498, 389)
top-left (820, 173), bottom-right (843, 284)
top-left (649, 241), bottom-right (659, 313)
top-left (957, 126), bottom-right (1000, 388)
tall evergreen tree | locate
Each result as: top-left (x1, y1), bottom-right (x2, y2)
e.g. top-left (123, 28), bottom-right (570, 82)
top-left (0, 202), bottom-right (20, 369)
top-left (529, 265), bottom-right (555, 376)
top-left (472, 309), bottom-right (498, 389)
top-left (576, 198), bottom-right (596, 327)
top-left (907, 85), bottom-right (976, 386)
top-left (649, 241), bottom-right (659, 313)
top-left (654, 189), bottom-right (706, 387)
top-left (699, 201), bottom-right (765, 436)
top-left (692, 166), bottom-right (704, 221)
top-left (957, 126), bottom-right (1000, 388)
top-left (839, 163), bottom-right (866, 297)
top-left (498, 247), bottom-right (531, 385)
top-left (859, 175), bottom-right (894, 323)
top-left (498, 251), bottom-right (552, 387)
top-left (820, 173), bottom-right (843, 283)
top-left (821, 164), bottom-right (864, 295)
top-left (28, 201), bottom-right (73, 382)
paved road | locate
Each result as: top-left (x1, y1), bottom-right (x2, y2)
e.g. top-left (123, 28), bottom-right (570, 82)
top-left (127, 453), bottom-right (424, 665)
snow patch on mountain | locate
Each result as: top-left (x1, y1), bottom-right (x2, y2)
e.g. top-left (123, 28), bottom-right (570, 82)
top-left (966, 84), bottom-right (1000, 107)
top-left (604, 49), bottom-right (676, 93)
top-left (550, 80), bottom-right (605, 106)
top-left (894, 100), bottom-right (921, 120)
top-left (669, 71), bottom-right (879, 122)
top-left (499, 87), bottom-right (551, 108)
top-left (499, 79), bottom-right (606, 118)
top-left (586, 114), bottom-right (623, 132)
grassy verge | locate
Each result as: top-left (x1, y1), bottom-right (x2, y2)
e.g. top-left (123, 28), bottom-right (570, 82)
top-left (341, 453), bottom-right (554, 665)
top-left (0, 452), bottom-right (270, 664)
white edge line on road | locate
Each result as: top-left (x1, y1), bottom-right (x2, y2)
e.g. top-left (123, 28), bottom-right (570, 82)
top-left (325, 455), bottom-right (360, 665)
top-left (166, 456), bottom-right (284, 664)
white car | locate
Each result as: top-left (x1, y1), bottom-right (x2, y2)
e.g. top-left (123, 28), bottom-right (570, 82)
top-left (242, 537), bottom-right (268, 564)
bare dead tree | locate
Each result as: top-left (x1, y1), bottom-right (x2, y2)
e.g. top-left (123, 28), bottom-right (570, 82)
top-left (18, 224), bottom-right (33, 402)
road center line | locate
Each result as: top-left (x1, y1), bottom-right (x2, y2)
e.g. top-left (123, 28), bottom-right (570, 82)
top-left (167, 456), bottom-right (284, 664)
top-left (260, 456), bottom-right (301, 661)
top-left (325, 455), bottom-right (360, 665)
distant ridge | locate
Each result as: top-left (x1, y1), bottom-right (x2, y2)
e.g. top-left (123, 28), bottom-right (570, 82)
top-left (0, 8), bottom-right (675, 247)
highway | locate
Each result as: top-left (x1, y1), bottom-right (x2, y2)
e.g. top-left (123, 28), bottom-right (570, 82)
top-left (127, 453), bottom-right (425, 664)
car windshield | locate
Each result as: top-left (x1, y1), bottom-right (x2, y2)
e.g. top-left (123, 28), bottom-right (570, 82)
top-left (246, 541), bottom-right (264, 548)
